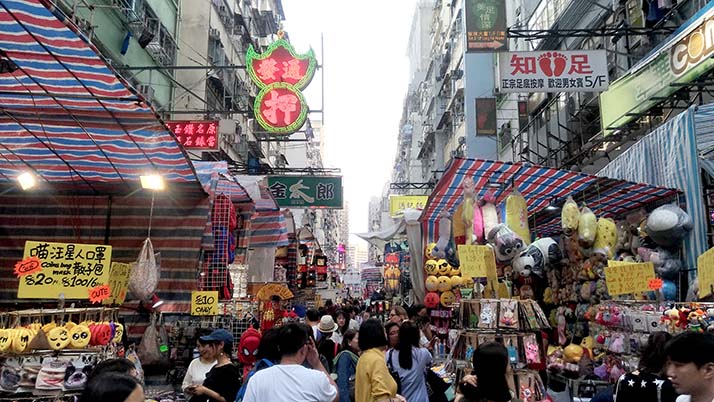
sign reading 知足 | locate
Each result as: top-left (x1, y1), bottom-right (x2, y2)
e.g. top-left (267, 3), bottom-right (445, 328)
top-left (465, 0), bottom-right (507, 51)
top-left (191, 291), bottom-right (218, 316)
top-left (600, 1), bottom-right (714, 136)
top-left (604, 262), bottom-right (655, 296)
top-left (389, 195), bottom-right (428, 217)
top-left (18, 241), bottom-right (112, 299)
top-left (698, 247), bottom-right (714, 297)
top-left (165, 121), bottom-right (219, 150)
top-left (497, 51), bottom-right (609, 93)
top-left (102, 262), bottom-right (132, 305)
top-left (246, 38), bottom-right (317, 134)
top-left (267, 176), bottom-right (343, 208)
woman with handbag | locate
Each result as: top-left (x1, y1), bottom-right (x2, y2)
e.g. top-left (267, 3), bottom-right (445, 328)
top-left (355, 319), bottom-right (407, 402)
top-left (334, 329), bottom-right (360, 402)
top-left (387, 321), bottom-right (432, 402)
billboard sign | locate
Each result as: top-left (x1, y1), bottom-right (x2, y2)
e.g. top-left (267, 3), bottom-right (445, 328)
top-left (267, 176), bottom-right (343, 208)
top-left (465, 0), bottom-right (507, 51)
top-left (165, 120), bottom-right (219, 150)
top-left (475, 98), bottom-right (497, 136)
top-left (497, 50), bottom-right (609, 93)
top-left (389, 195), bottom-right (428, 217)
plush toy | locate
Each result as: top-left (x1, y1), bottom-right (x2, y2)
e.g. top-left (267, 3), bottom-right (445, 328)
top-left (482, 190), bottom-right (499, 242)
top-left (593, 218), bottom-right (617, 258)
top-left (450, 275), bottom-right (463, 289)
top-left (502, 190), bottom-right (531, 245)
top-left (237, 328), bottom-right (262, 377)
top-left (424, 292), bottom-right (440, 309)
top-left (649, 248), bottom-right (683, 279)
top-left (437, 276), bottom-right (452, 292)
top-left (425, 276), bottom-right (439, 292)
top-left (473, 200), bottom-right (485, 244)
top-left (425, 243), bottom-right (437, 260)
top-left (563, 344), bottom-right (584, 363)
top-left (453, 203), bottom-right (467, 245)
top-left (486, 224), bottom-right (525, 266)
top-left (561, 196), bottom-right (580, 236)
top-left (450, 264), bottom-right (461, 277)
top-left (578, 206), bottom-right (597, 247)
top-left (462, 177), bottom-right (476, 245)
top-left (645, 204), bottom-right (693, 248)
top-left (437, 259), bottom-right (451, 276)
top-left (433, 212), bottom-right (453, 259)
top-left (424, 259), bottom-right (439, 276)
top-left (440, 290), bottom-right (456, 307)
top-left (512, 237), bottom-right (562, 278)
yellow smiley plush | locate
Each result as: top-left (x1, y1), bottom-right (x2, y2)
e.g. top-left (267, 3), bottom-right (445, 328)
top-left (450, 275), bottom-right (463, 289)
top-left (437, 276), bottom-right (452, 292)
top-left (425, 276), bottom-right (439, 292)
top-left (440, 290), bottom-right (456, 307)
top-left (112, 323), bottom-right (124, 344)
top-left (69, 325), bottom-right (91, 349)
top-left (47, 326), bottom-right (70, 350)
top-left (0, 329), bottom-right (11, 352)
top-left (424, 259), bottom-right (439, 276)
top-left (12, 328), bottom-right (32, 353)
top-left (437, 259), bottom-right (451, 275)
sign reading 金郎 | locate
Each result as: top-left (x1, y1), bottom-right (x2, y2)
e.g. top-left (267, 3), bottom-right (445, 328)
top-left (465, 0), bottom-right (507, 51)
top-left (18, 241), bottom-right (112, 299)
top-left (600, 1), bottom-right (714, 135)
top-left (165, 120), bottom-right (219, 150)
top-left (698, 247), bottom-right (714, 297)
top-left (389, 195), bottom-right (428, 217)
top-left (246, 38), bottom-right (317, 134)
top-left (497, 50), bottom-right (609, 93)
top-left (267, 176), bottom-right (343, 208)
top-left (191, 291), bottom-right (219, 316)
top-left (604, 262), bottom-right (655, 296)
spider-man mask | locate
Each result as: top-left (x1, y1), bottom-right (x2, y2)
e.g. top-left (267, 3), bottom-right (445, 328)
top-left (237, 328), bottom-right (261, 365)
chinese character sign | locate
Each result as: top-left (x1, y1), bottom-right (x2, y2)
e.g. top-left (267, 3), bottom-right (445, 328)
top-left (165, 120), bottom-right (219, 150)
top-left (604, 262), bottom-right (655, 296)
top-left (389, 195), bottom-right (429, 217)
top-left (465, 0), bottom-right (507, 51)
top-left (497, 51), bottom-right (609, 93)
top-left (18, 241), bottom-right (112, 299)
top-left (247, 38), bottom-right (317, 134)
top-left (267, 176), bottom-right (342, 208)
top-left (699, 247), bottom-right (714, 298)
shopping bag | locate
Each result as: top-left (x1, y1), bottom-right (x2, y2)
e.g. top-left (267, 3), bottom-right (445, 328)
top-left (128, 238), bottom-right (159, 301)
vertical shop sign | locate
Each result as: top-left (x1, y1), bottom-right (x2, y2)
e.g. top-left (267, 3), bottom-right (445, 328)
top-left (465, 0), bottom-right (507, 51)
top-left (17, 241), bottom-right (112, 299)
top-left (518, 101), bottom-right (529, 132)
top-left (475, 98), bottom-right (497, 136)
top-left (246, 36), bottom-right (317, 134)
top-left (165, 120), bottom-right (219, 150)
top-left (267, 176), bottom-right (343, 208)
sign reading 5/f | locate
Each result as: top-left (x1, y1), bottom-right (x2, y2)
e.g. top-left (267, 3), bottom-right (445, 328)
top-left (191, 291), bottom-right (218, 316)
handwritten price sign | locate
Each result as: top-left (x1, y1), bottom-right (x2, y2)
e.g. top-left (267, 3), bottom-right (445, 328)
top-left (191, 291), bottom-right (218, 316)
top-left (458, 245), bottom-right (496, 279)
top-left (604, 262), bottom-right (655, 296)
top-left (102, 262), bottom-right (132, 305)
top-left (698, 247), bottom-right (714, 298)
top-left (13, 256), bottom-right (42, 277)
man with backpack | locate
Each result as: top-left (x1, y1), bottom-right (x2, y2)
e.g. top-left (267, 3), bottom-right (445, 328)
top-left (242, 323), bottom-right (338, 402)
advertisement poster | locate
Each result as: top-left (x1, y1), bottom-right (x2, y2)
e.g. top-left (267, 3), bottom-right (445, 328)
top-left (465, 0), bottom-right (507, 51)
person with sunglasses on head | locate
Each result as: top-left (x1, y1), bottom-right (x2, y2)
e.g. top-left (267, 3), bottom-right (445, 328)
top-left (242, 323), bottom-right (338, 402)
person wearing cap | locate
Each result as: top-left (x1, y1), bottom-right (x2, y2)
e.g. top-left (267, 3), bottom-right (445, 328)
top-left (242, 323), bottom-right (338, 402)
top-left (317, 315), bottom-right (339, 372)
top-left (186, 329), bottom-right (240, 402)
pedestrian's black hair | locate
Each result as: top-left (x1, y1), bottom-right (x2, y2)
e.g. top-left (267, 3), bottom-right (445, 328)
top-left (666, 332), bottom-right (714, 367)
top-left (86, 358), bottom-right (135, 384)
top-left (278, 323), bottom-right (309, 357)
top-left (639, 331), bottom-right (672, 375)
top-left (81, 373), bottom-right (140, 402)
top-left (397, 321), bottom-right (420, 370)
top-left (257, 326), bottom-right (282, 362)
top-left (461, 342), bottom-right (511, 402)
top-left (358, 318), bottom-right (388, 351)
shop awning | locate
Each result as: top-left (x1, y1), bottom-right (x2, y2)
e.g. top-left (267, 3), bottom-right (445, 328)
top-left (194, 161), bottom-right (252, 204)
top-left (249, 209), bottom-right (289, 248)
top-left (0, 0), bottom-right (200, 195)
top-left (422, 158), bottom-right (681, 239)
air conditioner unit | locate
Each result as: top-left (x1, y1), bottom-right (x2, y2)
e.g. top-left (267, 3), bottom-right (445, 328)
top-left (209, 28), bottom-right (220, 39)
top-left (137, 84), bottom-right (154, 101)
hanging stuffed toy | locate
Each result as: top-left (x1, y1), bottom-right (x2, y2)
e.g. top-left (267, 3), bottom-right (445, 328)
top-left (645, 204), bottom-right (693, 248)
top-left (578, 205), bottom-right (597, 247)
top-left (486, 224), bottom-right (525, 266)
top-left (482, 190), bottom-right (499, 242)
top-left (512, 237), bottom-right (562, 278)
top-left (237, 328), bottom-right (262, 378)
top-left (453, 203), bottom-right (467, 245)
top-left (425, 243), bottom-right (437, 260)
top-left (462, 177), bottom-right (476, 245)
top-left (433, 212), bottom-right (452, 259)
top-left (593, 218), bottom-right (618, 258)
top-left (501, 189), bottom-right (531, 245)
top-left (561, 196), bottom-right (580, 236)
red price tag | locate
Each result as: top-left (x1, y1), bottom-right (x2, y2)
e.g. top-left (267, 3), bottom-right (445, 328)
top-left (648, 278), bottom-right (664, 290)
top-left (13, 256), bottom-right (42, 277)
top-left (88, 284), bottom-right (112, 304)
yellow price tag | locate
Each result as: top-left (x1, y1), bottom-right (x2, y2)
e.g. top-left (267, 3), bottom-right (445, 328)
top-left (102, 262), bottom-right (132, 305)
top-left (698, 248), bottom-right (714, 298)
top-left (604, 262), bottom-right (655, 296)
top-left (191, 291), bottom-right (218, 316)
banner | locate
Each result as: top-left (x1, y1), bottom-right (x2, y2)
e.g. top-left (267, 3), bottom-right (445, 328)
top-left (475, 98), bottom-right (497, 136)
top-left (267, 176), bottom-right (343, 208)
top-left (600, 1), bottom-right (714, 135)
top-left (191, 291), bottom-right (218, 316)
top-left (389, 195), bottom-right (428, 217)
top-left (465, 0), bottom-right (507, 51)
top-left (498, 50), bottom-right (609, 93)
top-left (165, 120), bottom-right (219, 150)
top-left (18, 241), bottom-right (112, 299)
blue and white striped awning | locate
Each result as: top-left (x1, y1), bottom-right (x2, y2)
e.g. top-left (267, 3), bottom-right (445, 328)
top-left (0, 0), bottom-right (200, 194)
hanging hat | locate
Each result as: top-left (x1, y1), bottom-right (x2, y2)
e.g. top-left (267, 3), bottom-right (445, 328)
top-left (318, 315), bottom-right (338, 333)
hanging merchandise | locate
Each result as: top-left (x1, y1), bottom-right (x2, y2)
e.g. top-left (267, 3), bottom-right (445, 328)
top-left (501, 189), bottom-right (531, 245)
top-left (561, 196), bottom-right (580, 236)
top-left (462, 177), bottom-right (477, 245)
top-left (481, 190), bottom-right (500, 242)
top-left (128, 237), bottom-right (159, 301)
top-left (578, 205), bottom-right (597, 247)
top-left (486, 224), bottom-right (525, 270)
top-left (593, 218), bottom-right (618, 259)
top-left (644, 204), bottom-right (693, 248)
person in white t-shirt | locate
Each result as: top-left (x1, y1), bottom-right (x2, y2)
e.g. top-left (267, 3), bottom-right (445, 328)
top-left (666, 332), bottom-right (714, 402)
top-left (181, 338), bottom-right (217, 395)
top-left (243, 323), bottom-right (338, 402)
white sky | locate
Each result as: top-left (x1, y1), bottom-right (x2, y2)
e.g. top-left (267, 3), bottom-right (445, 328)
top-left (281, 0), bottom-right (418, 245)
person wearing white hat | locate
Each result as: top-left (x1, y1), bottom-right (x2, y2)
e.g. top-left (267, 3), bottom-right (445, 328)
top-left (317, 315), bottom-right (339, 372)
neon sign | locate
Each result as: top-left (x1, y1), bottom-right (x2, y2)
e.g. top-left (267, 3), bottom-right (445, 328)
top-left (246, 36), bottom-right (316, 134)
top-left (165, 120), bottom-right (219, 150)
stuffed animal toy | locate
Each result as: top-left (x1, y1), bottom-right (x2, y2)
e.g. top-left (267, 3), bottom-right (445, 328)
top-left (614, 220), bottom-right (631, 253)
top-left (512, 237), bottom-right (562, 278)
top-left (433, 212), bottom-right (453, 259)
top-left (237, 328), bottom-right (262, 378)
top-left (437, 259), bottom-right (451, 276)
top-left (649, 248), bottom-right (683, 279)
top-left (486, 224), bottom-right (525, 266)
top-left (424, 292), bottom-right (440, 309)
top-left (462, 177), bottom-right (476, 245)
top-left (502, 190), bottom-right (531, 245)
top-left (424, 259), bottom-right (439, 276)
top-left (561, 196), bottom-right (580, 236)
top-left (425, 243), bottom-right (437, 260)
top-left (453, 203), bottom-right (467, 245)
top-left (425, 276), bottom-right (439, 292)
top-left (593, 218), bottom-right (617, 258)
top-left (578, 206), bottom-right (597, 247)
top-left (482, 190), bottom-right (499, 242)
top-left (645, 204), bottom-right (693, 248)
top-left (437, 276), bottom-right (451, 292)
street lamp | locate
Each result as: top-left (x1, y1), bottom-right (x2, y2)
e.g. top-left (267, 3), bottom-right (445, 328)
top-left (17, 171), bottom-right (36, 190)
top-left (140, 174), bottom-right (165, 191)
